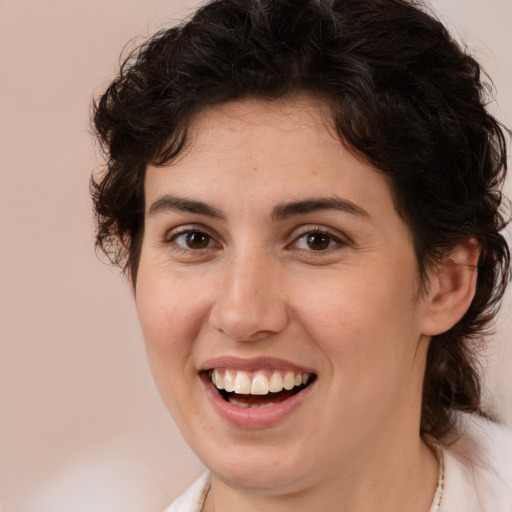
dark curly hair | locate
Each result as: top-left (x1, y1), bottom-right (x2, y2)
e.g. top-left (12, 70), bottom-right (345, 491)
top-left (91, 0), bottom-right (510, 439)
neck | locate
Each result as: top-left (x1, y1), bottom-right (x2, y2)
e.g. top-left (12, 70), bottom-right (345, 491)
top-left (203, 436), bottom-right (439, 512)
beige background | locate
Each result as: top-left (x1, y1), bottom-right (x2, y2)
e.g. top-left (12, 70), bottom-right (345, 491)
top-left (0, 1), bottom-right (510, 511)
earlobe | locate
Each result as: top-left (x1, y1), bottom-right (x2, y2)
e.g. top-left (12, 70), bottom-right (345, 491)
top-left (421, 238), bottom-right (481, 336)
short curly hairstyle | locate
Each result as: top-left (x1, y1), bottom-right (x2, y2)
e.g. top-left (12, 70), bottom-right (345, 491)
top-left (91, 0), bottom-right (510, 439)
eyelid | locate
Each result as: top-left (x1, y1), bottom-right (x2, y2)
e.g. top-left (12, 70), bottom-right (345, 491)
top-left (162, 224), bottom-right (222, 249)
top-left (287, 225), bottom-right (350, 252)
top-left (164, 222), bottom-right (213, 238)
top-left (160, 223), bottom-right (349, 253)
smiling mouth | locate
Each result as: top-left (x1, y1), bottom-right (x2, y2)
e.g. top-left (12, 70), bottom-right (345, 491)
top-left (207, 369), bottom-right (316, 408)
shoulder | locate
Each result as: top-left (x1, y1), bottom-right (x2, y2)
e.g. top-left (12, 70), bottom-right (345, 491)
top-left (163, 473), bottom-right (211, 512)
top-left (440, 413), bottom-right (512, 512)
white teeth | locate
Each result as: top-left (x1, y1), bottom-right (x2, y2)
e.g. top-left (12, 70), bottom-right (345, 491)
top-left (212, 369), bottom-right (223, 390)
top-left (283, 372), bottom-right (295, 390)
top-left (250, 372), bottom-right (269, 395)
top-left (211, 369), bottom-right (312, 395)
top-left (269, 372), bottom-right (284, 393)
top-left (224, 370), bottom-right (235, 392)
top-left (228, 396), bottom-right (277, 408)
top-left (234, 371), bottom-right (251, 394)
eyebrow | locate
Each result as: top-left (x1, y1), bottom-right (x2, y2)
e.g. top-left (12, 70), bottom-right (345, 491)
top-left (148, 195), bottom-right (226, 220)
top-left (147, 194), bottom-right (369, 222)
top-left (271, 196), bottom-right (370, 221)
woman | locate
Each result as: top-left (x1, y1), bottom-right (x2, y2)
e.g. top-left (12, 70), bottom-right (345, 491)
top-left (91, 0), bottom-right (511, 510)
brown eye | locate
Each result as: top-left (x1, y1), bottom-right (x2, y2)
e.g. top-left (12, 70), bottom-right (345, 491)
top-left (173, 230), bottom-right (213, 249)
top-left (185, 231), bottom-right (210, 249)
top-left (306, 232), bottom-right (331, 251)
top-left (293, 229), bottom-right (344, 253)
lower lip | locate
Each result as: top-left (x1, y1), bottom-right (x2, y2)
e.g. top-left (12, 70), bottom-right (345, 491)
top-left (202, 376), bottom-right (313, 429)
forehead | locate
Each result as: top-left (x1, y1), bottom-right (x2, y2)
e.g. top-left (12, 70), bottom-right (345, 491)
top-left (144, 96), bottom-right (397, 224)
top-left (184, 96), bottom-right (341, 166)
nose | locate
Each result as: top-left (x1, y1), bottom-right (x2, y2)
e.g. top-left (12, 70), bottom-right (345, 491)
top-left (208, 253), bottom-right (289, 342)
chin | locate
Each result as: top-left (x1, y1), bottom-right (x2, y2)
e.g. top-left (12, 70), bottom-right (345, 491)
top-left (197, 435), bottom-right (319, 494)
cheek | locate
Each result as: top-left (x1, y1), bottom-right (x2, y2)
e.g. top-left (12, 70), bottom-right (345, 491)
top-left (135, 275), bottom-right (202, 404)
top-left (135, 274), bottom-right (200, 412)
top-left (299, 275), bottom-right (425, 432)
top-left (136, 265), bottom-right (204, 348)
top-left (291, 267), bottom-right (421, 374)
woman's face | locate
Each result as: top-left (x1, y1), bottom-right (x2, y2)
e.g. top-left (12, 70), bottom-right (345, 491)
top-left (136, 96), bottom-right (435, 494)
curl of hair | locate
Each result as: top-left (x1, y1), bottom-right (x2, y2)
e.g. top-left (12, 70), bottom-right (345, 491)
top-left (91, 0), bottom-right (510, 439)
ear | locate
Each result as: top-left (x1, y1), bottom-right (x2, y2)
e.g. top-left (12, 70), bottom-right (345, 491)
top-left (421, 238), bottom-right (480, 336)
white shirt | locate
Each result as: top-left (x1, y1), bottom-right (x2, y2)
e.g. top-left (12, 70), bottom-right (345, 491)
top-left (440, 414), bottom-right (512, 511)
top-left (164, 473), bottom-right (210, 512)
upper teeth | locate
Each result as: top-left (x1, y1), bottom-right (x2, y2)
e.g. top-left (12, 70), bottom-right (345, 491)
top-left (210, 369), bottom-right (310, 395)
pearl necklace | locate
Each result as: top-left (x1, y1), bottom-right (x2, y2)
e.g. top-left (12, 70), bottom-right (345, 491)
top-left (429, 448), bottom-right (445, 512)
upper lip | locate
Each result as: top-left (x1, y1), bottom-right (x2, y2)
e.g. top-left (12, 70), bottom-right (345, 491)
top-left (199, 356), bottom-right (316, 374)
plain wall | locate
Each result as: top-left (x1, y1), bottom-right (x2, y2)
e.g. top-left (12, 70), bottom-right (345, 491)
top-left (0, 1), bottom-right (510, 511)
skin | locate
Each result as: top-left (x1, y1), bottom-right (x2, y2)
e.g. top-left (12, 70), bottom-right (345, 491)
top-left (135, 96), bottom-right (479, 512)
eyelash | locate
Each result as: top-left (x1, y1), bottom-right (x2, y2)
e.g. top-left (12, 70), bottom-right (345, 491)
top-left (290, 227), bottom-right (346, 254)
top-left (165, 226), bottom-right (219, 252)
top-left (163, 226), bottom-right (348, 255)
